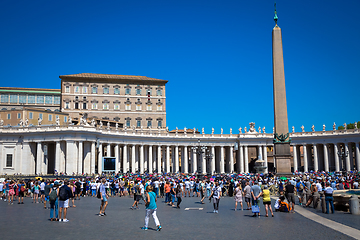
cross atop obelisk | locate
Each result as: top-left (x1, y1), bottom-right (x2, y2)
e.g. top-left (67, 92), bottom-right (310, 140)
top-left (272, 3), bottom-right (292, 174)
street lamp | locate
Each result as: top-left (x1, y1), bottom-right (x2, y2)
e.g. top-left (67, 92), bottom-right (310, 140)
top-left (338, 145), bottom-right (348, 172)
top-left (191, 139), bottom-right (213, 175)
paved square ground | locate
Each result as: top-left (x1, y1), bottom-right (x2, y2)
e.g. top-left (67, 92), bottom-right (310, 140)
top-left (0, 195), bottom-right (358, 240)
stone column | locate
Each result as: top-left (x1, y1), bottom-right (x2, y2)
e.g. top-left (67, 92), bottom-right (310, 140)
top-left (144, 146), bottom-right (148, 172)
top-left (356, 142), bottom-right (360, 172)
top-left (183, 146), bottom-right (188, 173)
top-left (18, 142), bottom-right (25, 174)
top-left (220, 146), bottom-right (225, 174)
top-left (15, 142), bottom-right (21, 174)
top-left (55, 141), bottom-right (61, 173)
top-left (239, 146), bottom-right (244, 173)
top-left (123, 145), bottom-right (128, 173)
top-left (98, 143), bottom-right (103, 174)
top-left (345, 142), bottom-right (350, 171)
top-left (258, 145), bottom-right (263, 160)
top-left (157, 146), bottom-right (161, 174)
top-left (162, 146), bottom-right (166, 173)
top-left (303, 145), bottom-right (308, 172)
top-left (115, 144), bottom-right (119, 173)
top-left (91, 142), bottom-right (96, 174)
top-left (202, 149), bottom-right (206, 174)
top-left (263, 146), bottom-right (268, 173)
top-left (65, 141), bottom-right (75, 174)
top-left (180, 146), bottom-right (184, 173)
top-left (313, 144), bottom-right (318, 171)
top-left (0, 143), bottom-right (2, 172)
top-left (229, 146), bottom-right (234, 173)
top-left (20, 142), bottom-right (30, 174)
top-left (60, 142), bottom-right (66, 173)
top-left (107, 144), bottom-right (111, 157)
top-left (334, 143), bottom-right (340, 172)
top-left (78, 141), bottom-right (83, 174)
top-left (36, 142), bottom-right (43, 174)
top-left (293, 145), bottom-right (298, 172)
top-left (192, 148), bottom-right (197, 173)
top-left (148, 145), bottom-right (153, 174)
top-left (140, 145), bottom-right (144, 174)
top-left (175, 146), bottom-right (179, 173)
top-left (41, 143), bottom-right (48, 174)
top-left (83, 143), bottom-right (90, 174)
top-left (244, 146), bottom-right (249, 173)
top-left (166, 146), bottom-right (170, 173)
top-left (323, 144), bottom-right (329, 172)
top-left (211, 146), bottom-right (215, 174)
top-left (131, 145), bottom-right (136, 173)
top-left (153, 148), bottom-right (157, 172)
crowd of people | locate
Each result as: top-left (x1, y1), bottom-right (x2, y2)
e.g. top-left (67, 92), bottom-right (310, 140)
top-left (0, 170), bottom-right (359, 228)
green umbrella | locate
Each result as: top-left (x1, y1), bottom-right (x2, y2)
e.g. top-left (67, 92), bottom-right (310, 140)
top-left (280, 177), bottom-right (287, 180)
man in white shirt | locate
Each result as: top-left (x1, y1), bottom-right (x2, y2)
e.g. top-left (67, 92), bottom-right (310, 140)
top-left (0, 181), bottom-right (3, 200)
top-left (190, 180), bottom-right (195, 197)
top-left (91, 181), bottom-right (97, 197)
top-left (154, 179), bottom-right (160, 197)
top-left (324, 182), bottom-right (334, 214)
top-left (206, 181), bottom-right (211, 197)
top-left (40, 180), bottom-right (46, 203)
top-left (316, 180), bottom-right (323, 192)
top-left (184, 180), bottom-right (190, 197)
top-left (140, 182), bottom-right (145, 200)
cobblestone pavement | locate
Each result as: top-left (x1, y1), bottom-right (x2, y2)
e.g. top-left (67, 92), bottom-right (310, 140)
top-left (0, 195), bottom-right (358, 240)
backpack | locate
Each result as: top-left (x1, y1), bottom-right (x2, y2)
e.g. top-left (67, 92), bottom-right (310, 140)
top-left (20, 185), bottom-right (26, 192)
top-left (299, 183), bottom-right (304, 191)
top-left (96, 187), bottom-right (101, 199)
top-left (49, 189), bottom-right (57, 201)
top-left (59, 186), bottom-right (68, 200)
top-left (135, 185), bottom-right (140, 195)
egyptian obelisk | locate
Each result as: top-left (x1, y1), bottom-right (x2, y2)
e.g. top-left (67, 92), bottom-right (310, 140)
top-left (272, 3), bottom-right (292, 174)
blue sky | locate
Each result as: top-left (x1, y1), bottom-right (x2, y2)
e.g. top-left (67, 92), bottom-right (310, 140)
top-left (0, 0), bottom-right (359, 133)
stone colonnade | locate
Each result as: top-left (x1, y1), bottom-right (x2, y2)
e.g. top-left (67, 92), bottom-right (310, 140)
top-left (292, 142), bottom-right (360, 172)
top-left (27, 141), bottom-right (271, 175)
top-left (0, 126), bottom-right (359, 175)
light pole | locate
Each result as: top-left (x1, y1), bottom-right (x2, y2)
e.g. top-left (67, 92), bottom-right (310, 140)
top-left (191, 139), bottom-right (213, 175)
top-left (338, 145), bottom-right (348, 172)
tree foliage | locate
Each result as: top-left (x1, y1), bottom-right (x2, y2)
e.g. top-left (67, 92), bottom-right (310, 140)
top-left (337, 122), bottom-right (359, 130)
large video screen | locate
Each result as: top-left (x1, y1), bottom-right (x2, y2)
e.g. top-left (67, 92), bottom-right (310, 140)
top-left (103, 157), bottom-right (115, 171)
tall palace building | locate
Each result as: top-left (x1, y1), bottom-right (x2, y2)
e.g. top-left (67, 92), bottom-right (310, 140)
top-left (60, 73), bottom-right (167, 129)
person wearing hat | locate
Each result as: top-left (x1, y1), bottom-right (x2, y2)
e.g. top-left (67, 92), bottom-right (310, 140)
top-left (296, 179), bottom-right (306, 206)
top-left (304, 182), bottom-right (318, 208)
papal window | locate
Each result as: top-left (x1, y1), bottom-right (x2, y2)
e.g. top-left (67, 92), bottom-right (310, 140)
top-left (92, 87), bottom-right (98, 94)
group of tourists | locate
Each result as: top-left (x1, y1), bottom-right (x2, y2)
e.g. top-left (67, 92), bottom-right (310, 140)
top-left (1, 170), bottom-right (359, 229)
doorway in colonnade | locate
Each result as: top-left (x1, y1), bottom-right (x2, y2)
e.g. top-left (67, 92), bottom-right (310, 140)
top-left (46, 142), bottom-right (55, 174)
top-left (249, 158), bottom-right (257, 173)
